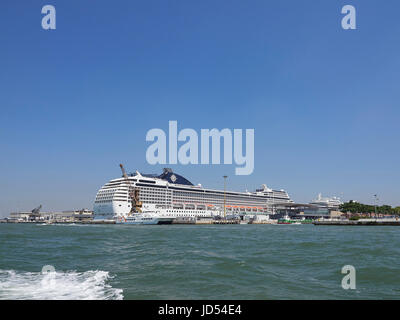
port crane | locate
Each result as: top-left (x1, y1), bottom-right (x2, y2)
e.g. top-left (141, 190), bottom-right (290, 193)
top-left (119, 164), bottom-right (142, 214)
top-left (31, 205), bottom-right (42, 215)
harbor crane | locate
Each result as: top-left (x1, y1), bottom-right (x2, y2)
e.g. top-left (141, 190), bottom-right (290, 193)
top-left (31, 205), bottom-right (42, 215)
top-left (119, 164), bottom-right (142, 214)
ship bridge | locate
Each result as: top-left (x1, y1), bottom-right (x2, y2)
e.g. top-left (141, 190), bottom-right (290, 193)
top-left (139, 168), bottom-right (194, 186)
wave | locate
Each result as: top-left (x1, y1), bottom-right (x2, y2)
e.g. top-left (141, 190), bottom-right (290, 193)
top-left (0, 269), bottom-right (123, 300)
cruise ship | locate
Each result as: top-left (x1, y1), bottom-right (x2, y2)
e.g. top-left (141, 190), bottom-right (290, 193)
top-left (93, 167), bottom-right (293, 220)
top-left (310, 193), bottom-right (343, 210)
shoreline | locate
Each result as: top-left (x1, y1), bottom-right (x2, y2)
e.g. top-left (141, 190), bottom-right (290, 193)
top-left (314, 219), bottom-right (400, 226)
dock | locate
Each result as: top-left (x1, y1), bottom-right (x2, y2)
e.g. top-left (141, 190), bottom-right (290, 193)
top-left (213, 219), bottom-right (240, 224)
top-left (314, 219), bottom-right (400, 226)
top-left (0, 220), bottom-right (115, 225)
top-left (251, 220), bottom-right (278, 224)
top-left (172, 217), bottom-right (241, 225)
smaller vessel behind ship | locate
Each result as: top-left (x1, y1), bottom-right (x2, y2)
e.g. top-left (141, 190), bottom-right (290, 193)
top-left (277, 214), bottom-right (301, 225)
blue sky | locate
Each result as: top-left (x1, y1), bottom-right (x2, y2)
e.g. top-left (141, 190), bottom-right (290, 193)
top-left (1, 0), bottom-right (399, 216)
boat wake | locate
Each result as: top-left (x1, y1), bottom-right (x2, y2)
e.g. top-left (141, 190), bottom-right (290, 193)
top-left (0, 269), bottom-right (123, 300)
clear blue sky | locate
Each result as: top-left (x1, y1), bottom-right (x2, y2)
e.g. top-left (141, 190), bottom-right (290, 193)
top-left (1, 0), bottom-right (399, 216)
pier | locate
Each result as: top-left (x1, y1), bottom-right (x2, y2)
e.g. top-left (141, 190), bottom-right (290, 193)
top-left (213, 220), bottom-right (240, 224)
top-left (0, 220), bottom-right (115, 225)
top-left (314, 219), bottom-right (400, 226)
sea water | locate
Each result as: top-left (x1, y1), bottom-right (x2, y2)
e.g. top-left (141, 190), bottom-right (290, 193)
top-left (0, 223), bottom-right (399, 299)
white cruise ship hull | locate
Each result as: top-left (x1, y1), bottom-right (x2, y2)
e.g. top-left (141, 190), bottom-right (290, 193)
top-left (94, 168), bottom-right (292, 220)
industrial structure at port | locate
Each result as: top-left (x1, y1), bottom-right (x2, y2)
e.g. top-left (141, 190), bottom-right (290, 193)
top-left (6, 206), bottom-right (93, 223)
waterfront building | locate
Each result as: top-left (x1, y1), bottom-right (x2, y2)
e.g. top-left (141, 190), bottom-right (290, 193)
top-left (8, 209), bottom-right (93, 222)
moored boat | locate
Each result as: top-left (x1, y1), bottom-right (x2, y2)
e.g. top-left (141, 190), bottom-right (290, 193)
top-left (115, 212), bottom-right (174, 225)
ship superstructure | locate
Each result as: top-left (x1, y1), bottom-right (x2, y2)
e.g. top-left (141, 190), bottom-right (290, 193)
top-left (309, 193), bottom-right (343, 210)
top-left (93, 168), bottom-right (292, 220)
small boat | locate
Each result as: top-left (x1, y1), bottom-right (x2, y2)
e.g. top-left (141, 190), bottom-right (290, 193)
top-left (115, 212), bottom-right (174, 225)
top-left (277, 214), bottom-right (302, 225)
top-left (277, 221), bottom-right (292, 224)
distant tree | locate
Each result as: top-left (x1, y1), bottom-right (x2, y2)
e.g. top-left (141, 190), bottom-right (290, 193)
top-left (340, 202), bottom-right (399, 215)
top-left (380, 205), bottom-right (392, 215)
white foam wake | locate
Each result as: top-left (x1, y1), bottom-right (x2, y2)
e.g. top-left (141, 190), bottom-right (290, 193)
top-left (0, 269), bottom-right (123, 300)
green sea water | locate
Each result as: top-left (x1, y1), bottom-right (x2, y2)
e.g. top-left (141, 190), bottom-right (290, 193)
top-left (0, 223), bottom-right (399, 299)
